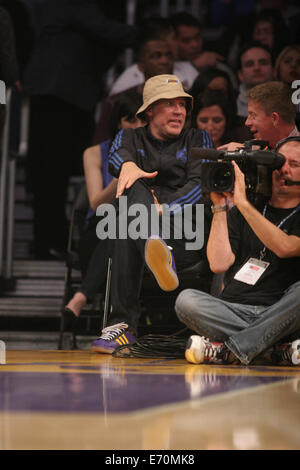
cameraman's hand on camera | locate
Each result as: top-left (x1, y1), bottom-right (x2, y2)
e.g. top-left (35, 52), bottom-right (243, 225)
top-left (210, 192), bottom-right (227, 206)
top-left (224, 161), bottom-right (248, 209)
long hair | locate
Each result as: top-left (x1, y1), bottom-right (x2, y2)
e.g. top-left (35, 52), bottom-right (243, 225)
top-left (191, 89), bottom-right (235, 145)
top-left (109, 90), bottom-right (143, 136)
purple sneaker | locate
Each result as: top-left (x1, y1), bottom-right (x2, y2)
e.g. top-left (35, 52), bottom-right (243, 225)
top-left (91, 322), bottom-right (136, 354)
top-left (145, 236), bottom-right (179, 291)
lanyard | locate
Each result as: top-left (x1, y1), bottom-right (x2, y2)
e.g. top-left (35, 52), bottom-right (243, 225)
top-left (259, 203), bottom-right (300, 260)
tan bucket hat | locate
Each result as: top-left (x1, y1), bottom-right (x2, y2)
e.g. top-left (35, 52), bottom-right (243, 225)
top-left (136, 74), bottom-right (193, 117)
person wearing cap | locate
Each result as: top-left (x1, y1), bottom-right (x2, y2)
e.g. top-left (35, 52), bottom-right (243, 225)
top-left (175, 136), bottom-right (300, 367)
top-left (91, 74), bottom-right (214, 354)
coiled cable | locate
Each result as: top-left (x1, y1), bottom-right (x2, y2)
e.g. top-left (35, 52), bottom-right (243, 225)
top-left (112, 328), bottom-right (189, 358)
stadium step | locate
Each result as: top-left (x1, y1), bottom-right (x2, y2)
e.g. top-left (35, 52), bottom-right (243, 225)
top-left (0, 163), bottom-right (85, 349)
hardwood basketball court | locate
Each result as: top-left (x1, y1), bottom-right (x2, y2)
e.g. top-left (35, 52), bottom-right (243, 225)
top-left (1, 349), bottom-right (300, 450)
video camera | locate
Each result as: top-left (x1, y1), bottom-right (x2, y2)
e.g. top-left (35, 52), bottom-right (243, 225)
top-left (190, 140), bottom-right (286, 202)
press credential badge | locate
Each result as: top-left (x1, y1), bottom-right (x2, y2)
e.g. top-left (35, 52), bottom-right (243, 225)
top-left (234, 257), bottom-right (270, 285)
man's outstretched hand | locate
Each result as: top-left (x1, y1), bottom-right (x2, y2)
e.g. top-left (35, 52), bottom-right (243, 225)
top-left (116, 161), bottom-right (158, 198)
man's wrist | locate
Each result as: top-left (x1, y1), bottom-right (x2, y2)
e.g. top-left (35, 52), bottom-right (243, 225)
top-left (211, 204), bottom-right (227, 214)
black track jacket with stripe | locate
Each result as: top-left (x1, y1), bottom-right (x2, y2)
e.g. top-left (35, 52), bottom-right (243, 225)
top-left (108, 125), bottom-right (213, 213)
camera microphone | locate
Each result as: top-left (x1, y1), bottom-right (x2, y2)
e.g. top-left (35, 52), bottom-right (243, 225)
top-left (190, 148), bottom-right (225, 160)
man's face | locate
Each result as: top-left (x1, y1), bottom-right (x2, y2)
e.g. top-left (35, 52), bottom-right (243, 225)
top-left (138, 40), bottom-right (174, 79)
top-left (238, 47), bottom-right (273, 88)
top-left (272, 142), bottom-right (300, 198)
top-left (147, 98), bottom-right (187, 140)
top-left (175, 25), bottom-right (203, 61)
top-left (252, 20), bottom-right (274, 49)
top-left (245, 100), bottom-right (276, 146)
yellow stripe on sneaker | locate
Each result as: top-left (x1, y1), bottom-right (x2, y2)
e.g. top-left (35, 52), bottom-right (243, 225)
top-left (121, 334), bottom-right (129, 344)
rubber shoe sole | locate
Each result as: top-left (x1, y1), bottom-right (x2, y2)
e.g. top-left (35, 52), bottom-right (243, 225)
top-left (291, 339), bottom-right (300, 365)
top-left (145, 237), bottom-right (179, 291)
top-left (185, 336), bottom-right (205, 364)
top-left (91, 344), bottom-right (115, 354)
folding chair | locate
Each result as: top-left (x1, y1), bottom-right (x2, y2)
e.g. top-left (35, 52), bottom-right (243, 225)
top-left (58, 185), bottom-right (105, 349)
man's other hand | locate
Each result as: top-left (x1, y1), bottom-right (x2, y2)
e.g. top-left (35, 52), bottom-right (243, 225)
top-left (217, 142), bottom-right (244, 152)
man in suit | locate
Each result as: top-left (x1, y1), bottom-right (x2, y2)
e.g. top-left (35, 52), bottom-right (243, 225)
top-left (22, 0), bottom-right (135, 258)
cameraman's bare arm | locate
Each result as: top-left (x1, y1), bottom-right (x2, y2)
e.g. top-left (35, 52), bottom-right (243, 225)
top-left (227, 162), bottom-right (300, 258)
top-left (207, 193), bottom-right (235, 273)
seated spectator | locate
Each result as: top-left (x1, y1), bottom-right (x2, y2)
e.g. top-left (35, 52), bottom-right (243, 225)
top-left (109, 17), bottom-right (198, 96)
top-left (245, 81), bottom-right (300, 148)
top-left (274, 45), bottom-right (300, 86)
top-left (175, 136), bottom-right (300, 367)
top-left (218, 8), bottom-right (289, 69)
top-left (251, 9), bottom-right (289, 59)
top-left (63, 91), bottom-right (145, 325)
top-left (220, 81), bottom-right (300, 152)
top-left (169, 11), bottom-right (238, 90)
top-left (94, 32), bottom-right (174, 143)
top-left (191, 89), bottom-right (252, 148)
top-left (275, 46), bottom-right (300, 131)
top-left (236, 42), bottom-right (274, 118)
top-left (91, 74), bottom-right (214, 355)
top-left (189, 66), bottom-right (238, 118)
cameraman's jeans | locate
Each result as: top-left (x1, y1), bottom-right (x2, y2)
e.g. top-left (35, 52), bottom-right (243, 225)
top-left (175, 280), bottom-right (300, 365)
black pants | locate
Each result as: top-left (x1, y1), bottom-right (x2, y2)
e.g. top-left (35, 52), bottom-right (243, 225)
top-left (27, 95), bottom-right (94, 256)
top-left (108, 180), bottom-right (204, 333)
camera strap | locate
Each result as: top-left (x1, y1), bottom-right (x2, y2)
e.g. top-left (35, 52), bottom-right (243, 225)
top-left (259, 203), bottom-right (300, 260)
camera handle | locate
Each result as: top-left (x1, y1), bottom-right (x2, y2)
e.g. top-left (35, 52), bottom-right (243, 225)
top-left (244, 140), bottom-right (270, 150)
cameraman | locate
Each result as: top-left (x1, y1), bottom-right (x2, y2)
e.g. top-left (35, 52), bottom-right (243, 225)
top-left (175, 136), bottom-right (300, 366)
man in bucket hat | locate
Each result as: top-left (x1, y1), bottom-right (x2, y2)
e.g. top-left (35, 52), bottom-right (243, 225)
top-left (91, 74), bottom-right (214, 354)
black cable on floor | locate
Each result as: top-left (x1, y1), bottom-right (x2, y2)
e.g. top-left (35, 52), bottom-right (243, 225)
top-left (112, 328), bottom-right (189, 359)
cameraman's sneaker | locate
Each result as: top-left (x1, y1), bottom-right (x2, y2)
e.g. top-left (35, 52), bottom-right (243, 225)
top-left (145, 236), bottom-right (179, 291)
top-left (185, 335), bottom-right (236, 365)
top-left (91, 322), bottom-right (136, 354)
top-left (272, 339), bottom-right (300, 366)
